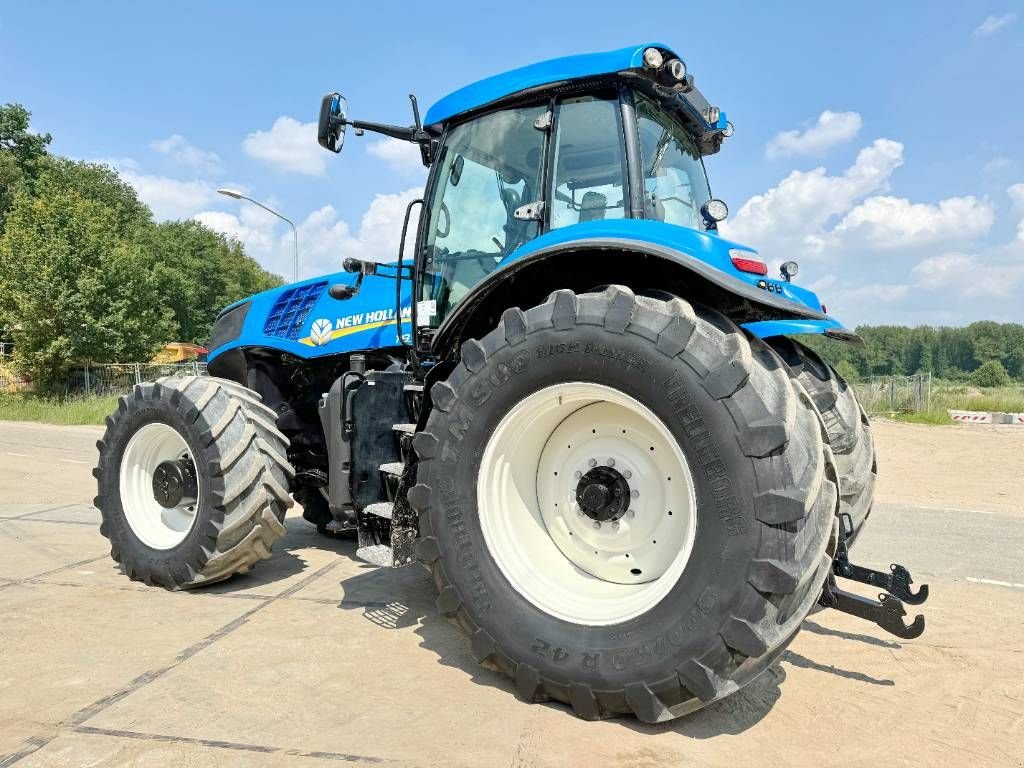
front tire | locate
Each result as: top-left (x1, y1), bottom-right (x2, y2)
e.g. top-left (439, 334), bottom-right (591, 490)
top-left (410, 288), bottom-right (837, 721)
top-left (94, 376), bottom-right (294, 589)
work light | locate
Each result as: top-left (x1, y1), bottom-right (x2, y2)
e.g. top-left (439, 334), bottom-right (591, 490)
top-left (643, 48), bottom-right (664, 68)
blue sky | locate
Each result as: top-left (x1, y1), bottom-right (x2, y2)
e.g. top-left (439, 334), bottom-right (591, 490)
top-left (3, 1), bottom-right (1023, 326)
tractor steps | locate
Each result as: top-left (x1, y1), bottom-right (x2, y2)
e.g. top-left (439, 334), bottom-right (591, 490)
top-left (393, 423), bottom-right (416, 463)
top-left (355, 544), bottom-right (393, 567)
top-left (363, 501), bottom-right (393, 520)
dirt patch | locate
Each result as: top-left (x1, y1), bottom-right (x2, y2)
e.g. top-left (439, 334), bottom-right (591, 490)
top-left (872, 420), bottom-right (1024, 514)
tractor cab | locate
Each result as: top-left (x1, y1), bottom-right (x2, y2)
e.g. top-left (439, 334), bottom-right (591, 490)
top-left (317, 44), bottom-right (746, 333)
top-left (418, 88), bottom-right (720, 326)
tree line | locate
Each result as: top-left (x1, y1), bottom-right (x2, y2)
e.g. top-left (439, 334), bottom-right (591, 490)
top-left (0, 103), bottom-right (282, 388)
top-left (803, 323), bottom-right (1024, 386)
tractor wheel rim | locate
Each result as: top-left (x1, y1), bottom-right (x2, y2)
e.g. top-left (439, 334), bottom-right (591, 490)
top-left (119, 422), bottom-right (201, 550)
top-left (478, 382), bottom-right (697, 626)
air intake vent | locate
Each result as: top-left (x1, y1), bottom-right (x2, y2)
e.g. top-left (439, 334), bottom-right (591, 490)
top-left (263, 281), bottom-right (328, 340)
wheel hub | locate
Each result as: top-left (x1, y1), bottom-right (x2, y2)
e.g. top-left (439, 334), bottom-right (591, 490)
top-left (478, 382), bottom-right (698, 625)
top-left (119, 422), bottom-right (202, 550)
top-left (575, 466), bottom-right (630, 523)
top-left (152, 458), bottom-right (197, 508)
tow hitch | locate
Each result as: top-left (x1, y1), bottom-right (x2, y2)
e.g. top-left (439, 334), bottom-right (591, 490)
top-left (819, 514), bottom-right (929, 639)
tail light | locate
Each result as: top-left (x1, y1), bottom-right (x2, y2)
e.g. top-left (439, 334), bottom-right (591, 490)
top-left (728, 249), bottom-right (767, 276)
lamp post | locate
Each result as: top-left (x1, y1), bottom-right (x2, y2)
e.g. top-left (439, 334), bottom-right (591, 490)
top-left (217, 188), bottom-right (299, 282)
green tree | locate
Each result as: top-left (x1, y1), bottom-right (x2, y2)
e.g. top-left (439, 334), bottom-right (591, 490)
top-left (835, 359), bottom-right (861, 384)
top-left (150, 220), bottom-right (281, 344)
top-left (0, 160), bottom-right (174, 387)
top-left (0, 103), bottom-right (52, 229)
top-left (971, 360), bottom-right (1011, 388)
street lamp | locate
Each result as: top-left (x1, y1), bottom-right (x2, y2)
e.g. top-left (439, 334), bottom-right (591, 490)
top-left (217, 188), bottom-right (299, 282)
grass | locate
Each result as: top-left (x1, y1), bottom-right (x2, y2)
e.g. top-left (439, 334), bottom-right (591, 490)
top-left (857, 380), bottom-right (1024, 425)
top-left (929, 385), bottom-right (1024, 414)
top-left (0, 392), bottom-right (120, 426)
top-left (891, 409), bottom-right (955, 425)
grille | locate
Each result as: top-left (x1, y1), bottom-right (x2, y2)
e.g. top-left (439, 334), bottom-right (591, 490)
top-left (262, 281), bottom-right (328, 340)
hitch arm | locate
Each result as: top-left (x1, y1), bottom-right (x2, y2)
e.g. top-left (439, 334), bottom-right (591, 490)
top-left (819, 583), bottom-right (925, 640)
top-left (833, 514), bottom-right (929, 605)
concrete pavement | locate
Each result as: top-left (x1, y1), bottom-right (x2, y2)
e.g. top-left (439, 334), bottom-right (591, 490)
top-left (1, 420), bottom-right (1022, 767)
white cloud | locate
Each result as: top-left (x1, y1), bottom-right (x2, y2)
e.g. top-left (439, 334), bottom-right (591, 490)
top-left (196, 186), bottom-right (424, 280)
top-left (120, 170), bottom-right (219, 221)
top-left (724, 138), bottom-right (903, 259)
top-left (242, 117), bottom-right (325, 176)
top-left (831, 195), bottom-right (994, 248)
top-left (972, 12), bottom-right (1017, 38)
top-left (151, 134), bottom-right (223, 174)
top-left (299, 187), bottom-right (424, 276)
top-left (765, 110), bottom-right (862, 159)
top-left (1008, 182), bottom-right (1024, 212)
top-left (366, 139), bottom-right (427, 177)
top-left (913, 252), bottom-right (1024, 298)
top-left (983, 156), bottom-right (1012, 173)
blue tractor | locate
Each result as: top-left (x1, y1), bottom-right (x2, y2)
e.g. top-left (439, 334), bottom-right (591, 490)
top-left (95, 44), bottom-right (927, 721)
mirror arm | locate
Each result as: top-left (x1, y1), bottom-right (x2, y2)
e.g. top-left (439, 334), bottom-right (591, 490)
top-left (347, 119), bottom-right (419, 142)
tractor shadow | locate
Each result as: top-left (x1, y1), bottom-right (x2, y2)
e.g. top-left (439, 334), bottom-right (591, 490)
top-left (328, 562), bottom-right (896, 738)
top-left (203, 516), bottom-right (353, 595)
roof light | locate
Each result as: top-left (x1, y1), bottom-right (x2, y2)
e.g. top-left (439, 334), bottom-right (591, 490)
top-left (705, 106), bottom-right (721, 126)
top-left (729, 249), bottom-right (767, 276)
top-left (666, 58), bottom-right (686, 81)
top-left (780, 261), bottom-right (799, 282)
top-left (642, 48), bottom-right (664, 69)
top-left (722, 121), bottom-right (735, 138)
top-left (701, 198), bottom-right (729, 224)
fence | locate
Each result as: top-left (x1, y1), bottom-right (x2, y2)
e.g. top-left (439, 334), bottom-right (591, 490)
top-left (66, 362), bottom-right (208, 396)
top-left (853, 373), bottom-right (931, 414)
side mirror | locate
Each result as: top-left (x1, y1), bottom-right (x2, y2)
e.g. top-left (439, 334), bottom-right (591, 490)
top-left (318, 92), bottom-right (348, 153)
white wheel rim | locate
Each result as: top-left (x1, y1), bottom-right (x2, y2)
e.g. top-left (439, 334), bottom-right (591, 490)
top-left (478, 382), bottom-right (697, 626)
top-left (118, 422), bottom-right (201, 550)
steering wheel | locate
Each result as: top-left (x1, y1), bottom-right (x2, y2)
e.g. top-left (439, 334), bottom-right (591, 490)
top-left (435, 202), bottom-right (451, 238)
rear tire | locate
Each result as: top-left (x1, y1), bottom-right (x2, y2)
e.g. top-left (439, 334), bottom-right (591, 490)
top-left (768, 338), bottom-right (876, 545)
top-left (94, 376), bottom-right (294, 589)
top-left (410, 287), bottom-right (837, 721)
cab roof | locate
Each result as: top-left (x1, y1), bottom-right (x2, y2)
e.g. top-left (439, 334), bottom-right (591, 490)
top-left (424, 42), bottom-right (674, 127)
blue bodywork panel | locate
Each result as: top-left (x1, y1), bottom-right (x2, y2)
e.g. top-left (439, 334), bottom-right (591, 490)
top-left (424, 43), bottom-right (726, 131)
top-left (208, 266), bottom-right (413, 363)
top-left (743, 318), bottom-right (847, 339)
top-left (207, 219), bottom-right (846, 363)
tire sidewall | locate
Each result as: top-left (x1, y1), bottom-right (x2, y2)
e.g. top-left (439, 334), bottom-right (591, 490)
top-left (423, 321), bottom-right (763, 688)
top-left (98, 388), bottom-right (220, 577)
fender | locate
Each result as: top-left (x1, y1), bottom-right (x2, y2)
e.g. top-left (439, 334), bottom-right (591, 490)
top-left (434, 219), bottom-right (854, 352)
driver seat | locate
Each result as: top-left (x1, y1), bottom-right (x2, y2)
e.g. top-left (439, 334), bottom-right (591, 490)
top-left (579, 191), bottom-right (607, 223)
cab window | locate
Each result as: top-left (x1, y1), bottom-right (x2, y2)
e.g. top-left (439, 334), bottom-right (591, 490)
top-left (421, 105), bottom-right (547, 324)
top-left (635, 93), bottom-right (712, 230)
top-left (548, 94), bottom-right (627, 229)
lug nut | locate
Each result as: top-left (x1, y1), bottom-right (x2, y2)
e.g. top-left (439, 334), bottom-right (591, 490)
top-left (592, 521), bottom-right (601, 530)
top-left (627, 509), bottom-right (636, 518)
top-left (574, 470), bottom-right (582, 479)
top-left (631, 489), bottom-right (639, 498)
top-left (623, 470), bottom-right (632, 479)
top-left (612, 521), bottom-right (620, 531)
top-left (607, 458), bottom-right (615, 467)
top-left (588, 458), bottom-right (597, 468)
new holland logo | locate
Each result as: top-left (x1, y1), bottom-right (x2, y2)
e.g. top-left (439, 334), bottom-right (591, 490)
top-left (310, 319), bottom-right (334, 346)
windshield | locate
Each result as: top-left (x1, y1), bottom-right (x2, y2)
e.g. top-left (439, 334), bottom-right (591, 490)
top-left (420, 104), bottom-right (547, 326)
top-left (635, 93), bottom-right (712, 230)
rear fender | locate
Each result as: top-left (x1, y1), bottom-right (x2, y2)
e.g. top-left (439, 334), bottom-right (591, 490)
top-left (434, 220), bottom-right (848, 355)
